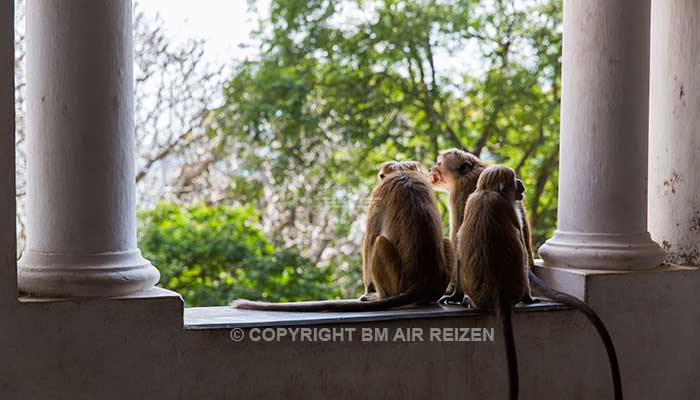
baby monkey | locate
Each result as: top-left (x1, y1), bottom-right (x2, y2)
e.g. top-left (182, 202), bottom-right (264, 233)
top-left (232, 161), bottom-right (451, 312)
top-left (456, 165), bottom-right (528, 400)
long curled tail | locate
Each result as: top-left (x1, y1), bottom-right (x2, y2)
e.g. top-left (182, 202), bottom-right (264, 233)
top-left (231, 290), bottom-right (420, 312)
top-left (529, 270), bottom-right (623, 400)
top-left (496, 299), bottom-right (518, 400)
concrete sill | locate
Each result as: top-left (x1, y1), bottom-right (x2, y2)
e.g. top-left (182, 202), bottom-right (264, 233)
top-left (17, 286), bottom-right (182, 303)
top-left (183, 301), bottom-right (566, 330)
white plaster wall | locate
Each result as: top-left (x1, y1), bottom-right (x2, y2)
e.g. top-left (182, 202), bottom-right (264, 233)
top-left (0, 280), bottom-right (697, 400)
top-left (0, 299), bottom-right (621, 400)
top-left (649, 0), bottom-right (700, 265)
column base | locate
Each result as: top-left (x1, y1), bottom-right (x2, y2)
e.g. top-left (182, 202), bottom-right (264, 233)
top-left (538, 230), bottom-right (665, 270)
top-left (17, 250), bottom-right (160, 298)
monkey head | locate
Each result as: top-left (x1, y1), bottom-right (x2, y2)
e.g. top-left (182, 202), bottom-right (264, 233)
top-left (427, 148), bottom-right (485, 192)
top-left (378, 161), bottom-right (422, 180)
top-left (476, 165), bottom-right (525, 201)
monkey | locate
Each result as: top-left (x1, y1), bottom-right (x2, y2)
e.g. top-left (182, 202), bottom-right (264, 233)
top-left (358, 161), bottom-right (454, 301)
top-left (231, 161), bottom-right (451, 312)
top-left (428, 149), bottom-right (623, 400)
top-left (360, 160), bottom-right (422, 300)
top-left (455, 165), bottom-right (529, 400)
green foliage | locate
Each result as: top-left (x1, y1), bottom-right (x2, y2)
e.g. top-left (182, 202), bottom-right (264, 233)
top-left (138, 203), bottom-right (341, 306)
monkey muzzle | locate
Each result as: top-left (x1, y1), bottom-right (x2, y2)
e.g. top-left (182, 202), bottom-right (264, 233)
top-left (428, 169), bottom-right (441, 184)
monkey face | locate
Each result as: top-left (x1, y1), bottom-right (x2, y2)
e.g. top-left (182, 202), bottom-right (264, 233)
top-left (428, 149), bottom-right (479, 191)
top-left (378, 161), bottom-right (422, 180)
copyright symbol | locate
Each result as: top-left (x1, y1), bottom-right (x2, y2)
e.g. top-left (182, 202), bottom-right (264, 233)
top-left (230, 328), bottom-right (245, 342)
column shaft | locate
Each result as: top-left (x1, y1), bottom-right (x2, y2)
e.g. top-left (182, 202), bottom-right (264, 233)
top-left (18, 0), bottom-right (159, 297)
top-left (649, 1), bottom-right (700, 266)
top-left (538, 0), bottom-right (664, 270)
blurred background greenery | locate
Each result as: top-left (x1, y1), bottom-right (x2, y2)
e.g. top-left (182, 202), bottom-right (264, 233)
top-left (15, 0), bottom-right (562, 306)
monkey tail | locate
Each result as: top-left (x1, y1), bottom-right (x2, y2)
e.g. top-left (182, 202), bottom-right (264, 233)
top-left (230, 290), bottom-right (421, 312)
top-left (529, 270), bottom-right (623, 400)
top-left (496, 298), bottom-right (518, 400)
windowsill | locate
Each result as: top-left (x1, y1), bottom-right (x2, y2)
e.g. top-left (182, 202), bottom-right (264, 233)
top-left (183, 301), bottom-right (566, 330)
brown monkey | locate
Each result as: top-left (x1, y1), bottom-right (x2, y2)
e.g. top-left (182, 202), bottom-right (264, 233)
top-left (456, 165), bottom-right (528, 400)
top-left (232, 161), bottom-right (451, 312)
top-left (359, 161), bottom-right (454, 301)
top-left (360, 160), bottom-right (422, 300)
top-left (429, 150), bottom-right (622, 400)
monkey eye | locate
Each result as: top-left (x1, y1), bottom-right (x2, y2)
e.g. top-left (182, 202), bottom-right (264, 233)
top-left (379, 173), bottom-right (386, 179)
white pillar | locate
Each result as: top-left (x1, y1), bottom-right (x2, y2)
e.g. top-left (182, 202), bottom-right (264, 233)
top-left (18, 0), bottom-right (160, 297)
top-left (648, 1), bottom-right (700, 266)
top-left (538, 0), bottom-right (664, 270)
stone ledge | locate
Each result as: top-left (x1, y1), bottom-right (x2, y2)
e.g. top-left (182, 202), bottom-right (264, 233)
top-left (17, 286), bottom-right (182, 304)
top-left (533, 261), bottom-right (698, 300)
top-left (184, 301), bottom-right (566, 329)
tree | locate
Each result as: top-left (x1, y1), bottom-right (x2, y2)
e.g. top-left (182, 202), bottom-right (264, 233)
top-left (138, 203), bottom-right (340, 306)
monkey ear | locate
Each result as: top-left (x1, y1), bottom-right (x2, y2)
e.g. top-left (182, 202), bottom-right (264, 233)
top-left (457, 161), bottom-right (473, 175)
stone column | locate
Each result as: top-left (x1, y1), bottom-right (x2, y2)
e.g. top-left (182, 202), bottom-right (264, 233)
top-left (538, 0), bottom-right (664, 270)
top-left (648, 1), bottom-right (700, 266)
top-left (18, 0), bottom-right (160, 297)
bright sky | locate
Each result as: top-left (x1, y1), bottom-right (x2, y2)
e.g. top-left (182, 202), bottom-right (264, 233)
top-left (134, 0), bottom-right (486, 84)
top-left (135, 0), bottom-right (270, 64)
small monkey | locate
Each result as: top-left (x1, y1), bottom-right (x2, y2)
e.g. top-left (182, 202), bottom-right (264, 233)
top-left (429, 149), bottom-right (622, 400)
top-left (456, 165), bottom-right (528, 400)
top-left (232, 161), bottom-right (451, 312)
top-left (360, 161), bottom-right (454, 301)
